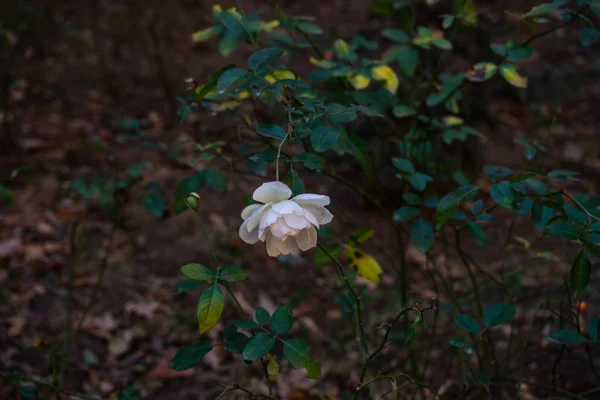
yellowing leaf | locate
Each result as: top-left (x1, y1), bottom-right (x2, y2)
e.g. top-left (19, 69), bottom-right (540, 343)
top-left (347, 246), bottom-right (382, 284)
top-left (460, 0), bottom-right (478, 26)
top-left (371, 65), bottom-right (399, 94)
top-left (192, 25), bottom-right (222, 42)
top-left (334, 39), bottom-right (352, 59)
top-left (212, 5), bottom-right (223, 13)
top-left (349, 74), bottom-right (371, 90)
top-left (443, 115), bottom-right (464, 126)
top-left (466, 62), bottom-right (497, 82)
top-left (309, 57), bottom-right (337, 69)
top-left (499, 64), bottom-right (527, 88)
top-left (272, 69), bottom-right (297, 80)
top-left (264, 74), bottom-right (276, 84)
top-left (236, 90), bottom-right (250, 100)
top-left (258, 20), bottom-right (280, 32)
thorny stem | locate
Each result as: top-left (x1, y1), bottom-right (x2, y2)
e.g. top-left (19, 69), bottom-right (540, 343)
top-left (57, 222), bottom-right (79, 388)
top-left (317, 242), bottom-right (369, 359)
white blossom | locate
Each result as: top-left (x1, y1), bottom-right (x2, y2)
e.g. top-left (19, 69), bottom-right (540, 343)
top-left (239, 181), bottom-right (333, 257)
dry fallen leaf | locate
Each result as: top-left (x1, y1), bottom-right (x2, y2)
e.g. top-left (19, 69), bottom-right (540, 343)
top-left (8, 314), bottom-right (27, 337)
top-left (0, 237), bottom-right (22, 260)
top-left (124, 301), bottom-right (161, 319)
top-left (108, 336), bottom-right (130, 357)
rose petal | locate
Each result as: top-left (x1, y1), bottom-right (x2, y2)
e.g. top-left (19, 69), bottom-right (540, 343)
top-left (269, 218), bottom-right (292, 239)
top-left (266, 233), bottom-right (281, 257)
top-left (283, 214), bottom-right (310, 230)
top-left (271, 200), bottom-right (304, 215)
top-left (253, 182), bottom-right (292, 204)
top-left (306, 206), bottom-right (333, 225)
top-left (258, 208), bottom-right (279, 239)
top-left (239, 219), bottom-right (259, 244)
top-left (241, 203), bottom-right (262, 220)
top-left (296, 226), bottom-right (317, 251)
top-left (278, 237), bottom-right (299, 255)
top-left (292, 193), bottom-right (330, 207)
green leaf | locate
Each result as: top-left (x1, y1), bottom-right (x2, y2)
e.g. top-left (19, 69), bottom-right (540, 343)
top-left (175, 173), bottom-right (204, 214)
top-left (499, 64), bottom-right (527, 88)
top-left (508, 46), bottom-right (534, 61)
top-left (293, 153), bottom-right (323, 170)
top-left (270, 306), bottom-right (294, 334)
top-left (392, 157), bottom-right (415, 173)
top-left (142, 194), bottom-right (166, 217)
top-left (204, 169), bottom-right (226, 192)
top-left (436, 185), bottom-right (479, 227)
top-left (218, 31), bottom-right (239, 56)
top-left (467, 371), bottom-right (489, 387)
top-left (490, 182), bottom-right (518, 210)
top-left (467, 222), bottom-right (487, 247)
top-left (243, 332), bottom-right (276, 360)
top-left (334, 39), bottom-right (354, 61)
top-left (306, 359), bottom-right (322, 379)
top-left (571, 249), bottom-right (591, 295)
top-left (197, 285), bottom-right (225, 334)
top-left (522, 0), bottom-right (569, 18)
top-left (403, 192), bottom-right (422, 205)
top-left (483, 304), bottom-right (516, 327)
top-left (169, 341), bottom-right (213, 370)
top-left (177, 279), bottom-right (203, 293)
top-left (393, 105), bottom-right (417, 118)
top-left (547, 329), bottom-right (588, 344)
top-left (382, 28), bottom-right (409, 42)
top-left (411, 219), bottom-right (434, 253)
top-left (589, 316), bottom-right (600, 343)
top-left (311, 125), bottom-right (340, 152)
top-left (216, 67), bottom-right (247, 92)
top-left (546, 220), bottom-right (581, 240)
top-left (256, 307), bottom-right (271, 325)
top-left (0, 183), bottom-right (17, 206)
top-left (283, 339), bottom-right (310, 368)
top-left (580, 27), bottom-right (600, 46)
top-left (432, 37), bottom-right (452, 49)
top-left (409, 173), bottom-right (433, 192)
top-left (267, 358), bottom-right (280, 375)
top-left (483, 165), bottom-right (512, 180)
top-left (232, 319), bottom-right (261, 330)
top-left (181, 263), bottom-right (214, 282)
top-left (286, 169), bottom-right (305, 196)
top-left (297, 21), bottom-right (323, 35)
top-left (314, 244), bottom-right (342, 266)
top-left (219, 265), bottom-right (248, 282)
top-left (248, 47), bottom-right (283, 71)
top-left (466, 62), bottom-right (498, 82)
top-left (256, 124), bottom-right (287, 140)
top-left (449, 338), bottom-right (470, 348)
top-left (350, 228), bottom-right (375, 244)
top-left (347, 134), bottom-right (372, 178)
top-left (394, 206), bottom-right (420, 222)
top-left (192, 25), bottom-right (223, 42)
top-left (455, 314), bottom-right (481, 334)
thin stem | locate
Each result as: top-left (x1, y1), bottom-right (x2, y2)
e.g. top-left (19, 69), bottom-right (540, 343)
top-left (76, 226), bottom-right (117, 331)
top-left (58, 222), bottom-right (79, 387)
top-left (0, 373), bottom-right (99, 400)
top-left (229, 383), bottom-right (277, 400)
top-left (275, 124), bottom-right (292, 181)
top-left (317, 242), bottom-right (369, 357)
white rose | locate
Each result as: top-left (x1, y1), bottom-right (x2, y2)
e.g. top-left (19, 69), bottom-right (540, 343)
top-left (239, 181), bottom-right (333, 257)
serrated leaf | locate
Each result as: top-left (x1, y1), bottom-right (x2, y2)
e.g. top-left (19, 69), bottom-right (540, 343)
top-left (499, 64), bottom-right (527, 88)
top-left (293, 153), bottom-right (323, 170)
top-left (311, 124), bottom-right (340, 152)
top-left (248, 47), bottom-right (283, 71)
top-left (455, 314), bottom-right (481, 334)
top-left (181, 263), bottom-right (214, 282)
top-left (197, 285), bottom-right (225, 334)
top-left (270, 306), bottom-right (294, 334)
top-left (547, 329), bottom-right (588, 344)
top-left (219, 265), bottom-right (248, 282)
top-left (411, 219), bottom-right (434, 253)
top-left (243, 332), bottom-right (276, 360)
top-left (394, 206), bottom-right (420, 222)
top-left (169, 341), bottom-right (213, 371)
top-left (216, 67), bottom-right (247, 92)
top-left (257, 124), bottom-right (287, 139)
top-left (483, 304), bottom-right (516, 327)
top-left (571, 249), bottom-right (591, 295)
top-left (283, 339), bottom-right (310, 368)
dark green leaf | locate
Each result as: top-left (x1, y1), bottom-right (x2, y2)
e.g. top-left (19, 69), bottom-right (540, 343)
top-left (216, 67), bottom-right (246, 91)
top-left (392, 157), bottom-right (415, 173)
top-left (490, 182), bottom-right (518, 210)
top-left (436, 185), bottom-right (479, 227)
top-left (393, 105), bottom-right (417, 118)
top-left (204, 169), bottom-right (226, 193)
top-left (256, 307), bottom-right (271, 325)
top-left (580, 27), bottom-right (600, 46)
top-left (177, 279), bottom-right (203, 293)
top-left (394, 206), bottom-right (420, 222)
top-left (257, 124), bottom-right (287, 140)
top-left (547, 329), bottom-right (588, 344)
top-left (409, 173), bottom-right (433, 192)
top-left (382, 28), bottom-right (409, 42)
top-left (243, 332), bottom-right (276, 360)
top-left (546, 220), bottom-right (581, 240)
top-left (311, 125), bottom-right (340, 152)
top-left (224, 329), bottom-right (250, 353)
top-left (283, 339), bottom-right (310, 368)
top-left (467, 371), bottom-right (489, 387)
top-left (232, 319), bottom-right (261, 330)
top-left (142, 194), bottom-right (166, 217)
top-left (571, 249), bottom-right (591, 295)
top-left (411, 219), bottom-right (434, 253)
top-left (286, 169), bottom-right (305, 196)
top-left (403, 192), bottom-right (422, 205)
top-left (169, 341), bottom-right (213, 370)
top-left (297, 22), bottom-right (323, 35)
top-left (483, 304), bottom-right (516, 327)
top-left (181, 263), bottom-right (214, 282)
top-left (197, 285), bottom-right (225, 334)
top-left (455, 314), bottom-right (481, 334)
top-left (467, 222), bottom-right (487, 247)
top-left (293, 153), bottom-right (323, 170)
top-left (483, 165), bottom-right (512, 180)
top-left (589, 316), bottom-right (600, 343)
top-left (219, 265), bottom-right (248, 282)
top-left (248, 47), bottom-right (283, 71)
top-left (270, 306), bottom-right (294, 334)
